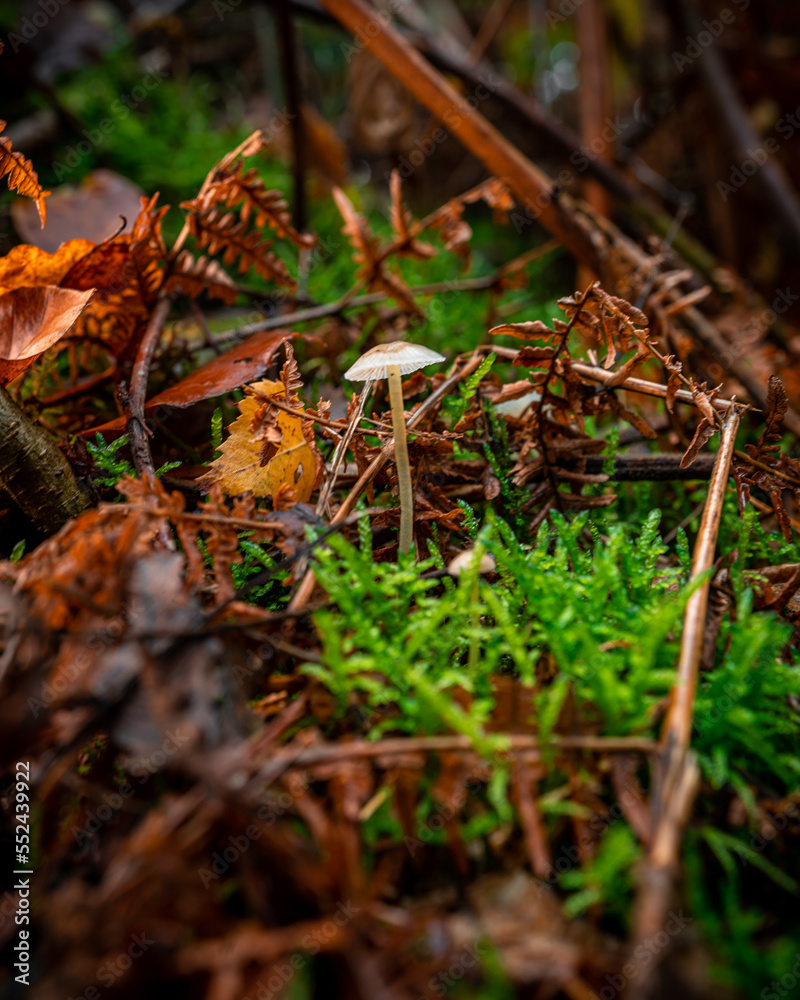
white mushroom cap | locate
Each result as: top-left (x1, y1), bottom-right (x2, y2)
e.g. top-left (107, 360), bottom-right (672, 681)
top-left (448, 550), bottom-right (496, 577)
top-left (494, 389), bottom-right (542, 418)
top-left (344, 341), bottom-right (446, 381)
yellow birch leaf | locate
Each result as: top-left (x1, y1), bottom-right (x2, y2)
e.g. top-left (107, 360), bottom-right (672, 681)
top-left (201, 379), bottom-right (316, 502)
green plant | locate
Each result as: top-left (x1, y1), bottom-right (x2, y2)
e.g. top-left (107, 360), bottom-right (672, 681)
top-left (559, 824), bottom-right (641, 920)
top-left (87, 433), bottom-right (179, 488)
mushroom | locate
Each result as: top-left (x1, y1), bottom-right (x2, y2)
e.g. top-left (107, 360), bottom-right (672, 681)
top-left (344, 341), bottom-right (445, 554)
top-left (448, 548), bottom-right (496, 671)
top-left (447, 550), bottom-right (497, 577)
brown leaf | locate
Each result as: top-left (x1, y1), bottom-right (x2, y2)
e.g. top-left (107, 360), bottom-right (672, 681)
top-left (165, 251), bottom-right (238, 304)
top-left (11, 169), bottom-right (144, 253)
top-left (603, 344), bottom-right (651, 388)
top-left (0, 120), bottom-right (49, 226)
top-left (462, 176), bottom-right (514, 222)
top-left (0, 238), bottom-right (94, 293)
top-left (757, 374), bottom-right (789, 454)
top-left (512, 345), bottom-right (557, 367)
top-left (0, 285), bottom-right (94, 384)
top-left (489, 320), bottom-right (558, 341)
top-left (680, 418), bottom-right (715, 468)
top-left (665, 371), bottom-right (682, 414)
top-left (690, 382), bottom-right (718, 425)
top-left (200, 378), bottom-right (318, 502)
top-left (613, 403), bottom-right (658, 440)
top-left (85, 330), bottom-right (297, 436)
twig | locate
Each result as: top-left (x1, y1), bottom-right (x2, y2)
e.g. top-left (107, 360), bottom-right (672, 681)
top-left (631, 405), bottom-right (742, 995)
top-left (254, 733), bottom-right (660, 771)
top-left (578, 203), bottom-right (800, 436)
top-left (316, 380), bottom-right (371, 515)
top-left (316, 0), bottom-right (600, 272)
top-left (536, 284), bottom-right (596, 512)
top-left (248, 390), bottom-right (345, 434)
top-left (127, 297), bottom-right (172, 481)
top-left (487, 346), bottom-right (750, 414)
top-left (0, 386), bottom-right (91, 533)
top-left (204, 247), bottom-right (561, 350)
top-left (276, 0), bottom-right (307, 231)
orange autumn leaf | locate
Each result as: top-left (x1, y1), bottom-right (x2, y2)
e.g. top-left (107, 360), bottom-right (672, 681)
top-left (0, 239), bottom-right (95, 294)
top-left (0, 120), bottom-right (50, 227)
top-left (200, 378), bottom-right (318, 503)
top-left (0, 284), bottom-right (94, 384)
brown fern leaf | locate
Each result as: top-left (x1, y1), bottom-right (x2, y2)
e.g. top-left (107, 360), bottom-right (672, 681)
top-left (734, 374), bottom-right (800, 539)
top-left (750, 374), bottom-right (789, 459)
top-left (332, 186), bottom-right (420, 315)
top-left (280, 341), bottom-right (303, 407)
top-left (210, 163), bottom-right (315, 249)
top-left (388, 170), bottom-right (436, 261)
top-left (183, 208), bottom-right (294, 287)
top-left (0, 121), bottom-right (50, 226)
top-left (166, 251), bottom-right (238, 304)
top-left (129, 194), bottom-right (169, 306)
top-left (461, 176), bottom-right (514, 223)
top-left (60, 239), bottom-right (148, 357)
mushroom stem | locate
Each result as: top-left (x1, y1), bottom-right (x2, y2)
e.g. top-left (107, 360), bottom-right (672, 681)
top-left (387, 363), bottom-right (414, 554)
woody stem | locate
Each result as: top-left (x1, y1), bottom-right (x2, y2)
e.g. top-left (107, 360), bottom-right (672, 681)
top-left (387, 365), bottom-right (413, 554)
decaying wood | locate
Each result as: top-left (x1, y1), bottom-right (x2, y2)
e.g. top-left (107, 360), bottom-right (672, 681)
top-left (0, 385), bottom-right (91, 533)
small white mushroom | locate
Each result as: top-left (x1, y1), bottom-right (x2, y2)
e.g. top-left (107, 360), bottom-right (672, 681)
top-left (494, 389), bottom-right (542, 419)
top-left (447, 550), bottom-right (497, 577)
top-left (345, 341), bottom-right (445, 554)
top-left (447, 547), bottom-right (495, 671)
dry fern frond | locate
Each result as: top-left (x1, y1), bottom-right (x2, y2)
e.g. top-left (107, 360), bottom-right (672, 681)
top-left (0, 120), bottom-right (50, 226)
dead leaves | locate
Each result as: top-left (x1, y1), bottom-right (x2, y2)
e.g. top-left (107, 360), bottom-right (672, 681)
top-left (0, 119), bottom-right (49, 226)
top-left (180, 136), bottom-right (315, 289)
top-left (733, 375), bottom-right (800, 539)
top-left (201, 348), bottom-right (323, 503)
top-left (333, 172), bottom-right (514, 311)
top-left (0, 285), bottom-right (94, 385)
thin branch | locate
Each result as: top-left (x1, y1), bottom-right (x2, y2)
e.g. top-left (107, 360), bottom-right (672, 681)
top-left (631, 405), bottom-right (742, 994)
top-left (127, 297), bottom-right (171, 481)
top-left (316, 0), bottom-right (600, 272)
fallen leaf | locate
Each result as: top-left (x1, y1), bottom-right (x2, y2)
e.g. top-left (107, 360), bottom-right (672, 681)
top-left (0, 238), bottom-right (95, 294)
top-left (11, 169), bottom-right (144, 252)
top-left (200, 378), bottom-right (317, 502)
top-left (84, 330), bottom-right (297, 437)
top-left (0, 284), bottom-right (94, 384)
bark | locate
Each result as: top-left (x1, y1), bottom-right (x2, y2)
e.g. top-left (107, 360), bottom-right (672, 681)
top-left (0, 386), bottom-right (90, 534)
